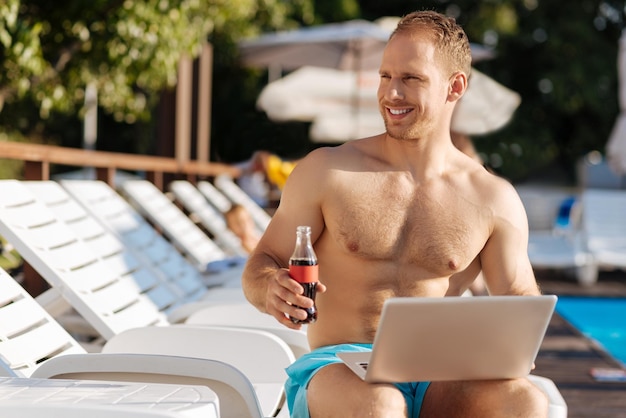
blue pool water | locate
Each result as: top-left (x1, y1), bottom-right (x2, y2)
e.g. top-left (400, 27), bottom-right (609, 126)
top-left (556, 296), bottom-right (626, 366)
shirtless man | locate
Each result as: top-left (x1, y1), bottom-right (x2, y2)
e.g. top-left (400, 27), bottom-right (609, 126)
top-left (242, 10), bottom-right (548, 418)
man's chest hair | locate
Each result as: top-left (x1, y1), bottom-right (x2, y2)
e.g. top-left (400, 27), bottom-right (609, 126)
top-left (330, 189), bottom-right (490, 276)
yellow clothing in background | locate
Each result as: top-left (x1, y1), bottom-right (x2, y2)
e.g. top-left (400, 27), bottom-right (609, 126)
top-left (265, 154), bottom-right (296, 190)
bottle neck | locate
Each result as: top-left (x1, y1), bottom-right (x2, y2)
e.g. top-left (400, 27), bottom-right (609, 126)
top-left (291, 226), bottom-right (317, 263)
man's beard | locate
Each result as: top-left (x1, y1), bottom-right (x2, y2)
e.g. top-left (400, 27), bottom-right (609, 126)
top-left (383, 117), bottom-right (422, 142)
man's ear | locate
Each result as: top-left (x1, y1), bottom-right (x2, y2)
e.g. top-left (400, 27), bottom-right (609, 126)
top-left (448, 71), bottom-right (468, 103)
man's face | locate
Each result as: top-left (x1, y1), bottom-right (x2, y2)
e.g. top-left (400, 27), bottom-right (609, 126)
top-left (377, 32), bottom-right (450, 141)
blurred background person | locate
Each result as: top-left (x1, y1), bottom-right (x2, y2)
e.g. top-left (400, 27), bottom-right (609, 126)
top-left (233, 150), bottom-right (301, 207)
top-left (224, 203), bottom-right (261, 253)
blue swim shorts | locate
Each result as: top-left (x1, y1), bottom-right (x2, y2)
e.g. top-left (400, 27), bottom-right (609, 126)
top-left (285, 343), bottom-right (431, 418)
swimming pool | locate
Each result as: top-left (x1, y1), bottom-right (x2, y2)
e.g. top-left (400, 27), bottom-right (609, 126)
top-left (556, 296), bottom-right (626, 367)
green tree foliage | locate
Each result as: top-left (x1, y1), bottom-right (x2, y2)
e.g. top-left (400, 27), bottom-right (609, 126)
top-left (0, 0), bottom-right (316, 121)
top-left (463, 0), bottom-right (621, 183)
top-left (312, 0), bottom-right (360, 23)
top-left (0, 0), bottom-right (313, 156)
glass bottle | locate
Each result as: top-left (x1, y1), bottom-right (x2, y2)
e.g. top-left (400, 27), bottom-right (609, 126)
top-left (289, 225), bottom-right (318, 324)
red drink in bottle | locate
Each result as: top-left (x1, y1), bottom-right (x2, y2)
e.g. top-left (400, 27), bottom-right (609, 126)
top-left (289, 226), bottom-right (318, 324)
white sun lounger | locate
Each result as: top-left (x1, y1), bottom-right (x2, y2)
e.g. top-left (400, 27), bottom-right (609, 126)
top-left (0, 266), bottom-right (286, 418)
top-left (22, 180), bottom-right (242, 320)
top-left (185, 303), bottom-right (310, 359)
top-left (527, 231), bottom-right (597, 285)
top-left (0, 180), bottom-right (292, 417)
top-left (0, 264), bottom-right (566, 417)
top-left (0, 377), bottom-right (220, 418)
top-left (119, 179), bottom-right (247, 273)
top-left (518, 187), bottom-right (597, 285)
top-left (0, 180), bottom-right (170, 336)
top-left (0, 268), bottom-right (85, 377)
top-left (59, 179), bottom-right (246, 301)
top-left (581, 188), bottom-right (626, 273)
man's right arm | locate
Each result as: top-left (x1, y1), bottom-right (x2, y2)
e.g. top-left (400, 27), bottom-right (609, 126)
top-left (241, 148), bottom-right (329, 329)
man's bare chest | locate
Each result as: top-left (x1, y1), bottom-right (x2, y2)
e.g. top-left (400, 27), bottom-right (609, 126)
top-left (328, 183), bottom-right (491, 275)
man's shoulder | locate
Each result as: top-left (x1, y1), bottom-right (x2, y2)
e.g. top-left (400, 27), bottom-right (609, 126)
top-left (466, 163), bottom-right (515, 191)
top-left (303, 139), bottom-right (374, 166)
top-left (459, 165), bottom-right (520, 208)
top-left (476, 171), bottom-right (526, 222)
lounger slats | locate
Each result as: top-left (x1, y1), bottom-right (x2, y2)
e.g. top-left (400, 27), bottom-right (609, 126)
top-left (79, 280), bottom-right (163, 323)
top-left (70, 216), bottom-right (112, 242)
top-left (0, 181), bottom-right (39, 207)
top-left (0, 181), bottom-right (170, 341)
top-left (25, 181), bottom-right (208, 320)
top-left (170, 180), bottom-right (248, 257)
top-left (198, 181), bottom-right (233, 213)
top-left (214, 175), bottom-right (271, 233)
top-left (84, 232), bottom-right (127, 260)
top-left (59, 259), bottom-right (125, 290)
top-left (140, 285), bottom-right (181, 312)
top-left (97, 198), bottom-right (136, 222)
top-left (0, 278), bottom-right (24, 308)
top-left (20, 230), bottom-right (97, 273)
top-left (0, 320), bottom-right (78, 367)
top-left (95, 250), bottom-right (142, 277)
top-left (63, 180), bottom-right (243, 292)
top-left (0, 269), bottom-right (85, 377)
top-left (0, 201), bottom-right (57, 230)
top-left (108, 258), bottom-right (157, 290)
top-left (71, 268), bottom-right (144, 310)
top-left (48, 199), bottom-right (87, 224)
top-left (139, 237), bottom-right (177, 263)
top-left (118, 220), bottom-right (160, 248)
top-left (121, 180), bottom-right (228, 267)
top-left (67, 180), bottom-right (245, 295)
top-left (0, 294), bottom-right (49, 338)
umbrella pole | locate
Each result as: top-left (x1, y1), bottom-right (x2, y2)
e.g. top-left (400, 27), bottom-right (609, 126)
top-left (351, 42), bottom-right (362, 141)
top-left (268, 64), bottom-right (282, 83)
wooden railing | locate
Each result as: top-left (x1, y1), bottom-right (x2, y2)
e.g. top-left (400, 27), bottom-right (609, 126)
top-left (0, 141), bottom-right (240, 189)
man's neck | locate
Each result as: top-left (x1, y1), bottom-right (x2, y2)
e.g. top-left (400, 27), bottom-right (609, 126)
top-left (379, 132), bottom-right (457, 181)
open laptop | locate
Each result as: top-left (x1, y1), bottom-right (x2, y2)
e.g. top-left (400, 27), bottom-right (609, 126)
top-left (337, 295), bottom-right (557, 383)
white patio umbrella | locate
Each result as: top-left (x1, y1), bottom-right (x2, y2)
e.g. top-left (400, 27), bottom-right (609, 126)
top-left (240, 19), bottom-right (393, 140)
top-left (451, 69), bottom-right (521, 136)
top-left (256, 66), bottom-right (382, 142)
top-left (244, 17), bottom-right (502, 142)
top-left (239, 19), bottom-right (392, 80)
top-left (606, 30), bottom-right (626, 175)
top-left (239, 18), bottom-right (495, 81)
top-left (256, 66), bottom-right (378, 121)
top-left (256, 66), bottom-right (520, 143)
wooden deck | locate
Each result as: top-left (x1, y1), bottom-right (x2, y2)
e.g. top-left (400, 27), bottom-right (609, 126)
top-left (535, 269), bottom-right (626, 417)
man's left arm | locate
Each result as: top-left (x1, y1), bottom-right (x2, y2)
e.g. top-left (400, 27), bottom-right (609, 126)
top-left (480, 181), bottom-right (541, 296)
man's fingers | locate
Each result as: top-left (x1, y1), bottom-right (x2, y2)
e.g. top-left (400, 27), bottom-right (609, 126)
top-left (268, 293), bottom-right (304, 330)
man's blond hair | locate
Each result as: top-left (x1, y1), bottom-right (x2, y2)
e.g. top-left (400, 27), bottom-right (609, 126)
top-left (391, 10), bottom-right (472, 77)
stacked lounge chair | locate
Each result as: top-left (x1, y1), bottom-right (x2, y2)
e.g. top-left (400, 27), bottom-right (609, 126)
top-left (0, 265), bottom-right (285, 418)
